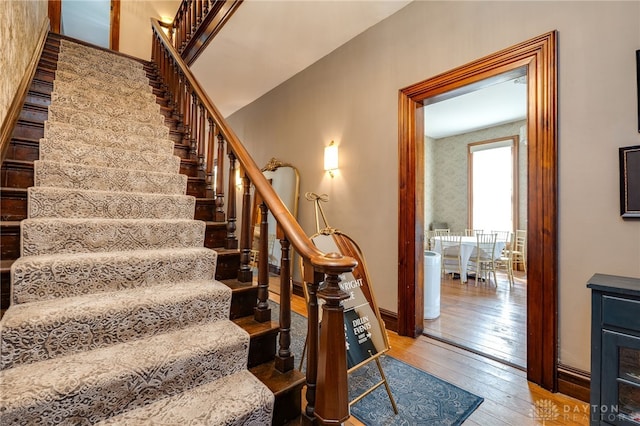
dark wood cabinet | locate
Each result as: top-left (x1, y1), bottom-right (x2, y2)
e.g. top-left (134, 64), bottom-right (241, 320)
top-left (588, 273), bottom-right (640, 425)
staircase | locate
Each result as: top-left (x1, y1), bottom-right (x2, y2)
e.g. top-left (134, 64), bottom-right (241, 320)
top-left (0, 33), bottom-right (305, 424)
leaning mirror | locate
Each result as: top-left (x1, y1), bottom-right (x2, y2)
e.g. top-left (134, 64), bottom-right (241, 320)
top-left (251, 158), bottom-right (300, 273)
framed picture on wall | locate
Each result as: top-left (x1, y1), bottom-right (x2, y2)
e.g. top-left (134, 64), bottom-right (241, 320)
top-left (637, 50), bottom-right (640, 132)
top-left (620, 145), bottom-right (640, 218)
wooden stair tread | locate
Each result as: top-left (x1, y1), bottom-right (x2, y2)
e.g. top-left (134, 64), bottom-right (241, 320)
top-left (221, 278), bottom-right (257, 291)
top-left (250, 360), bottom-right (306, 396)
top-left (233, 316), bottom-right (278, 338)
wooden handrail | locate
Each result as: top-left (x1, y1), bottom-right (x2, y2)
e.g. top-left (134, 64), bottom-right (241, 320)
top-left (150, 18), bottom-right (356, 273)
top-left (151, 18), bottom-right (356, 424)
top-left (170, 0), bottom-right (243, 65)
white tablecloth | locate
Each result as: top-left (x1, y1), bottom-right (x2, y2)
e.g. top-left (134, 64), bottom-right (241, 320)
top-left (432, 236), bottom-right (506, 282)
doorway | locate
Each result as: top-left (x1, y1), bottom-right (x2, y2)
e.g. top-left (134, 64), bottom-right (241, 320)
top-left (48, 0), bottom-right (120, 50)
top-left (397, 32), bottom-right (557, 391)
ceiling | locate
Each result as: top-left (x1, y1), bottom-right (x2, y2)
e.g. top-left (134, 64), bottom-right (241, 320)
top-left (424, 76), bottom-right (527, 139)
top-left (190, 0), bottom-right (527, 137)
top-left (190, 0), bottom-right (412, 117)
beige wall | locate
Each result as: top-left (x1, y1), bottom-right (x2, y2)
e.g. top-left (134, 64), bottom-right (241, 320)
top-left (0, 0), bottom-right (48, 129)
top-left (119, 0), bottom-right (180, 60)
top-left (227, 1), bottom-right (640, 372)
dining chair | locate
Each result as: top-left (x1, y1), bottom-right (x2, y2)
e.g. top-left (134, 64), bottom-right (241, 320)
top-left (434, 228), bottom-right (450, 237)
top-left (439, 233), bottom-right (462, 281)
top-left (495, 231), bottom-right (514, 287)
top-left (511, 229), bottom-right (527, 273)
top-left (491, 230), bottom-right (511, 244)
top-left (424, 230), bottom-right (436, 250)
top-left (468, 232), bottom-right (498, 286)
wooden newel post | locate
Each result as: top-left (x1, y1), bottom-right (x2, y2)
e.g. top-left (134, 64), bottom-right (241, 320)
top-left (315, 253), bottom-right (351, 425)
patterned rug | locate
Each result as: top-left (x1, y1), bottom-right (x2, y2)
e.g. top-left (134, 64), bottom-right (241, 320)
top-left (270, 300), bottom-right (483, 425)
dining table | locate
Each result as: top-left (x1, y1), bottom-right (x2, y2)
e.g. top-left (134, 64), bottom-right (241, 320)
top-left (431, 235), bottom-right (506, 282)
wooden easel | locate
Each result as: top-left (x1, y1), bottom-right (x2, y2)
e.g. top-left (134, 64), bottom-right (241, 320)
top-left (300, 192), bottom-right (398, 414)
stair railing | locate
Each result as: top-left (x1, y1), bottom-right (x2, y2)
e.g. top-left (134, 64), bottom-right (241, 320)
top-left (168, 0), bottom-right (243, 65)
top-left (151, 18), bottom-right (357, 425)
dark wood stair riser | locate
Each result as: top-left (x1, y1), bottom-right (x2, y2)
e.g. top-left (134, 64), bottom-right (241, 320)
top-left (0, 270), bottom-right (9, 311)
top-left (26, 91), bottom-right (51, 108)
top-left (228, 285), bottom-right (258, 319)
top-left (13, 120), bottom-right (44, 140)
top-left (213, 251), bottom-right (241, 281)
top-left (0, 223), bottom-right (21, 260)
top-left (195, 199), bottom-right (215, 221)
top-left (0, 189), bottom-right (28, 220)
top-left (19, 103), bottom-right (48, 123)
top-left (187, 178), bottom-right (207, 198)
top-left (1, 161), bottom-right (33, 188)
top-left (34, 68), bottom-right (55, 83)
top-left (5, 138), bottom-right (39, 162)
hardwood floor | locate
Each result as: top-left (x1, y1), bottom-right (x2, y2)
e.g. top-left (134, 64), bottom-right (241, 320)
top-left (274, 289), bottom-right (589, 426)
top-left (422, 269), bottom-right (527, 369)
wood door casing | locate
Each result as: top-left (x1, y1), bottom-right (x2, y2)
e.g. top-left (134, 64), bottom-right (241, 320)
top-left (397, 31), bottom-right (558, 391)
top-left (48, 0), bottom-right (120, 51)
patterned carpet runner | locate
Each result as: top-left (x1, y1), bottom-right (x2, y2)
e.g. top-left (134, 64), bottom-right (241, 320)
top-left (0, 39), bottom-right (274, 424)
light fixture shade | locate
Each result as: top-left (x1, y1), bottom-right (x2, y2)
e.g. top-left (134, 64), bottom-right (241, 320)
top-left (324, 142), bottom-right (339, 172)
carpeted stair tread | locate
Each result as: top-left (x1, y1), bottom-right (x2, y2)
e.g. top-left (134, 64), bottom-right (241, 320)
top-left (59, 39), bottom-right (145, 69)
top-left (0, 320), bottom-right (250, 425)
top-left (50, 88), bottom-right (161, 122)
top-left (53, 79), bottom-right (158, 108)
top-left (28, 187), bottom-right (195, 219)
top-left (55, 52), bottom-right (150, 84)
top-left (34, 160), bottom-right (187, 195)
top-left (11, 247), bottom-right (217, 303)
top-left (43, 121), bottom-right (175, 156)
top-left (39, 139), bottom-right (181, 173)
top-left (1, 280), bottom-right (232, 369)
top-left (54, 68), bottom-right (153, 96)
top-left (48, 104), bottom-right (166, 134)
top-left (97, 369), bottom-right (274, 426)
top-left (21, 218), bottom-right (205, 256)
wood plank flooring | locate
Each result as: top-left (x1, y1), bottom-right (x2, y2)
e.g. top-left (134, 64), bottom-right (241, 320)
top-left (273, 289), bottom-right (590, 426)
top-left (422, 269), bottom-right (527, 369)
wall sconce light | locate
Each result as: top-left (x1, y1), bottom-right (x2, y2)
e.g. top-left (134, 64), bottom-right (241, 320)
top-left (324, 140), bottom-right (339, 178)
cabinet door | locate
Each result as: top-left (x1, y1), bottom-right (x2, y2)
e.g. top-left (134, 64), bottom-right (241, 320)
top-left (601, 330), bottom-right (640, 425)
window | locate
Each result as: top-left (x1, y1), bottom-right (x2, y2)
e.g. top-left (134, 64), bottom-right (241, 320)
top-left (468, 137), bottom-right (518, 233)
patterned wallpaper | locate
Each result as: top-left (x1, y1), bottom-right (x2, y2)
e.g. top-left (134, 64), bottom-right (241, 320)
top-left (0, 0), bottom-right (48, 128)
top-left (425, 120), bottom-right (528, 233)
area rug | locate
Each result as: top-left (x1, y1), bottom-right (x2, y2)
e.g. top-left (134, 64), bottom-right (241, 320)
top-left (268, 300), bottom-right (483, 425)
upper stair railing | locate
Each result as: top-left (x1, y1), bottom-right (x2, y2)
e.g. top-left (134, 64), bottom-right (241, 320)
top-left (168, 0), bottom-right (243, 65)
top-left (151, 18), bottom-right (356, 425)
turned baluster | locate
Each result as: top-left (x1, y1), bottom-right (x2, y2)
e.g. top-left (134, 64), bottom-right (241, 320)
top-left (237, 173), bottom-right (253, 282)
top-left (202, 0), bottom-right (209, 16)
top-left (190, 92), bottom-right (198, 155)
top-left (191, 0), bottom-right (197, 35)
top-left (151, 35), bottom-right (157, 66)
top-left (182, 83), bottom-right (192, 146)
top-left (198, 102), bottom-right (206, 172)
top-left (226, 150), bottom-right (238, 249)
top-left (275, 231), bottom-right (293, 372)
top-left (302, 265), bottom-right (323, 424)
top-left (183, 1), bottom-right (191, 48)
top-left (214, 132), bottom-right (226, 221)
top-left (205, 117), bottom-right (215, 195)
top-left (254, 202), bottom-right (271, 322)
top-left (175, 70), bottom-right (184, 123)
top-left (196, 0), bottom-right (203, 25)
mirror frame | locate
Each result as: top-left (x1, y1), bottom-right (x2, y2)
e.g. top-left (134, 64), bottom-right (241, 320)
top-left (397, 31), bottom-right (557, 391)
top-left (252, 157), bottom-right (300, 272)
